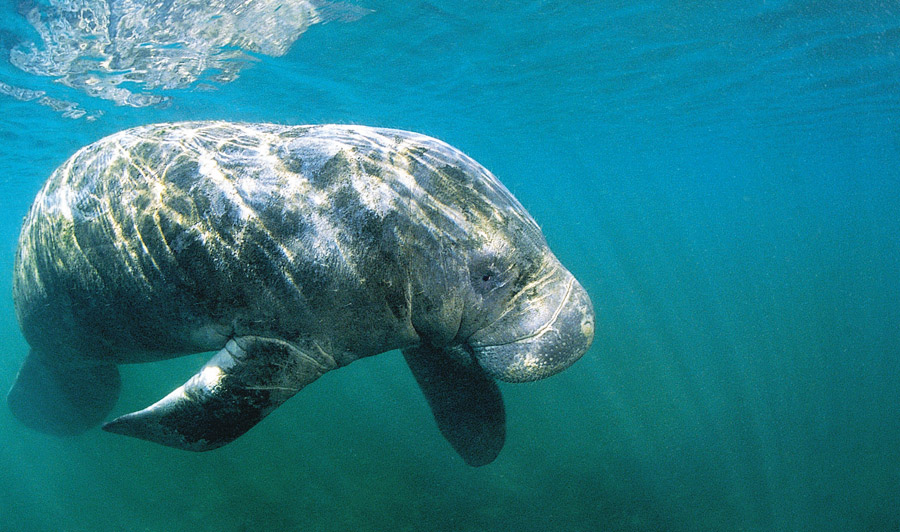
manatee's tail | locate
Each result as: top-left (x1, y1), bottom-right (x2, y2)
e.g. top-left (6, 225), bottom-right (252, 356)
top-left (7, 350), bottom-right (120, 436)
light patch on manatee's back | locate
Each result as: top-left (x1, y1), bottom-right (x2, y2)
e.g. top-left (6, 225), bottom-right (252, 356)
top-left (197, 152), bottom-right (255, 222)
top-left (36, 140), bottom-right (121, 223)
top-left (39, 180), bottom-right (80, 222)
top-left (304, 125), bottom-right (476, 239)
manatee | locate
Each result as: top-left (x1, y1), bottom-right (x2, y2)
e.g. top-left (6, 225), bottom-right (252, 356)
top-left (8, 121), bottom-right (594, 466)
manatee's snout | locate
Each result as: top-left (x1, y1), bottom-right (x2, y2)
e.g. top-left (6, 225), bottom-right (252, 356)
top-left (468, 267), bottom-right (594, 383)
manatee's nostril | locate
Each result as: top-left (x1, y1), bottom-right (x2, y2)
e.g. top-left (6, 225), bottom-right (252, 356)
top-left (582, 315), bottom-right (594, 344)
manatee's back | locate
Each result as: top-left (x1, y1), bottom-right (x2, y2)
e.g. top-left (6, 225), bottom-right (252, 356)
top-left (16, 129), bottom-right (204, 361)
top-left (13, 122), bottom-right (335, 361)
top-left (15, 121), bottom-right (546, 361)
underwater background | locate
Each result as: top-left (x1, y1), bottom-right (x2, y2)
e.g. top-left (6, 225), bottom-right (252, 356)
top-left (1, 1), bottom-right (898, 530)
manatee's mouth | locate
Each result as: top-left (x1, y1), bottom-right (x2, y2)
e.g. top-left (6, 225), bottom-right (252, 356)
top-left (468, 274), bottom-right (594, 383)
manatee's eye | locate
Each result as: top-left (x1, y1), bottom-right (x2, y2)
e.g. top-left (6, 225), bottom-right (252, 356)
top-left (476, 270), bottom-right (498, 291)
top-left (471, 254), bottom-right (515, 295)
top-left (473, 266), bottom-right (509, 295)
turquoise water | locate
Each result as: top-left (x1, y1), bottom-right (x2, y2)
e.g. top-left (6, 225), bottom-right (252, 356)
top-left (1, 1), bottom-right (899, 531)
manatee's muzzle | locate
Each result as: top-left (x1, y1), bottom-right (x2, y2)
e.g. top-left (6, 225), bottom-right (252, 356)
top-left (468, 271), bottom-right (594, 383)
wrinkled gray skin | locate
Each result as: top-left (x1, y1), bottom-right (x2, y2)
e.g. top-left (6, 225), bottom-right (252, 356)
top-left (8, 121), bottom-right (594, 466)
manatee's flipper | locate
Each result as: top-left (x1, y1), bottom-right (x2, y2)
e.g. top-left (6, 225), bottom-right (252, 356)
top-left (103, 336), bottom-right (330, 451)
top-left (7, 350), bottom-right (120, 436)
top-left (402, 344), bottom-right (506, 466)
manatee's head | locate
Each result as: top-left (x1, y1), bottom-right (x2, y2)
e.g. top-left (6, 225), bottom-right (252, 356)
top-left (457, 242), bottom-right (595, 383)
top-left (394, 133), bottom-right (594, 382)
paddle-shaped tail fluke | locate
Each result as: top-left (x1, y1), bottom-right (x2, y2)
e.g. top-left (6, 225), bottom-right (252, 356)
top-left (8, 349), bottom-right (120, 436)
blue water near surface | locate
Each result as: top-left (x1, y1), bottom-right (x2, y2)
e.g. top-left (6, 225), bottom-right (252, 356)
top-left (1, 1), bottom-right (899, 530)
